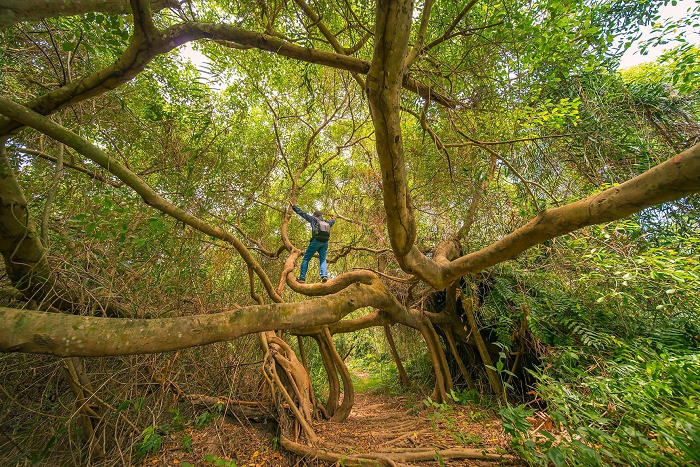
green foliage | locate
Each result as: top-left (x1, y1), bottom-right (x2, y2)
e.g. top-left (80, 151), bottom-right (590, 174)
top-left (2, 1), bottom-right (698, 465)
top-left (181, 435), bottom-right (193, 453)
top-left (347, 350), bottom-right (433, 395)
top-left (134, 426), bottom-right (164, 458)
top-left (530, 347), bottom-right (700, 466)
top-left (447, 388), bottom-right (489, 407)
top-left (169, 407), bottom-right (187, 432)
top-left (424, 394), bottom-right (490, 446)
top-left (484, 220), bottom-right (700, 465)
top-left (204, 453), bottom-right (237, 466)
top-left (518, 98), bottom-right (582, 130)
top-left (194, 411), bottom-right (215, 429)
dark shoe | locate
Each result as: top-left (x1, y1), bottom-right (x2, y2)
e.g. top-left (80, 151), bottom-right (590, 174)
top-left (297, 277), bottom-right (306, 284)
top-left (321, 277), bottom-right (328, 283)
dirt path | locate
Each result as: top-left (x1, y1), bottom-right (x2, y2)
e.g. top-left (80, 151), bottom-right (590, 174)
top-left (310, 392), bottom-right (516, 466)
top-left (143, 391), bottom-right (517, 466)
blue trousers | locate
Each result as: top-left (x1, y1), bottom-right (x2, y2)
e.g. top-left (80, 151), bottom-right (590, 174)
top-left (299, 238), bottom-right (328, 280)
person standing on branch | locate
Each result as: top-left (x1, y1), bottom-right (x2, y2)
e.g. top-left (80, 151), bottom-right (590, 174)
top-left (289, 201), bottom-right (337, 283)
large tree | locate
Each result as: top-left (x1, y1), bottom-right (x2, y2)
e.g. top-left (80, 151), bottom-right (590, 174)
top-left (1, 0), bottom-right (699, 462)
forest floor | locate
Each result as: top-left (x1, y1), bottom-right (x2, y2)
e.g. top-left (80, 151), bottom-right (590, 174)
top-left (141, 380), bottom-right (518, 467)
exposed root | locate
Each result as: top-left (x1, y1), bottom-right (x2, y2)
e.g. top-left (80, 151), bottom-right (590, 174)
top-left (268, 335), bottom-right (314, 422)
top-left (281, 436), bottom-right (401, 466)
top-left (281, 435), bottom-right (514, 465)
top-left (264, 350), bottom-right (318, 443)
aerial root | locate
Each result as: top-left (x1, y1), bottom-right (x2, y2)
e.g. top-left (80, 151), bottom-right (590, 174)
top-left (322, 326), bottom-right (355, 422)
top-left (383, 325), bottom-right (411, 387)
top-left (418, 318), bottom-right (452, 403)
top-left (314, 332), bottom-right (341, 416)
top-left (281, 435), bottom-right (514, 465)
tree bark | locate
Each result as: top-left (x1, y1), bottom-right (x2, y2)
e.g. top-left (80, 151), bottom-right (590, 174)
top-left (314, 333), bottom-right (340, 417)
top-left (322, 327), bottom-right (355, 422)
top-left (0, 0), bottom-right (177, 29)
top-left (366, 0), bottom-right (417, 260)
top-left (0, 139), bottom-right (53, 300)
top-left (0, 21), bottom-right (452, 137)
top-left (0, 281), bottom-right (388, 356)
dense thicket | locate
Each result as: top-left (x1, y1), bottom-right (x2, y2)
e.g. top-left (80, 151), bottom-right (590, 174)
top-left (1, 0), bottom-right (698, 465)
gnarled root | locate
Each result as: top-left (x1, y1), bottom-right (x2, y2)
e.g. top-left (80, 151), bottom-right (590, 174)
top-left (322, 326), bottom-right (355, 422)
top-left (281, 435), bottom-right (514, 465)
top-left (313, 332), bottom-right (340, 417)
top-left (260, 332), bottom-right (318, 444)
top-left (314, 327), bottom-right (356, 422)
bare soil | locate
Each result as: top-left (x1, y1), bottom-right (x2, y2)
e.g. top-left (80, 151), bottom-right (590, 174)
top-left (144, 391), bottom-right (517, 466)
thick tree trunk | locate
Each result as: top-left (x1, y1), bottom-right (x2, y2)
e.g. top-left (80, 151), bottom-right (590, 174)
top-left (366, 0), bottom-right (417, 260)
top-left (0, 139), bottom-right (54, 301)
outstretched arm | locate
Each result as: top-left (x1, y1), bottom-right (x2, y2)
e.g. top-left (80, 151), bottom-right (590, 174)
top-left (329, 214), bottom-right (337, 227)
top-left (291, 203), bottom-right (314, 223)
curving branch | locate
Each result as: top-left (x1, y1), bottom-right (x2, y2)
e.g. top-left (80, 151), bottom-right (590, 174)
top-left (0, 138), bottom-right (52, 300)
top-left (0, 96), bottom-right (284, 303)
top-left (402, 141), bottom-right (700, 289)
top-left (293, 310), bottom-right (392, 336)
top-left (0, 19), bottom-right (454, 136)
top-left (364, 0), bottom-right (700, 292)
top-left (0, 0), bottom-right (179, 29)
top-left (14, 147), bottom-right (123, 187)
top-left (423, 0), bottom-right (480, 53)
top-left (447, 143), bottom-right (700, 274)
top-left (0, 282), bottom-right (381, 356)
top-left (293, 0), bottom-right (365, 88)
top-left (281, 249), bottom-right (379, 297)
top-left (404, 0), bottom-right (435, 68)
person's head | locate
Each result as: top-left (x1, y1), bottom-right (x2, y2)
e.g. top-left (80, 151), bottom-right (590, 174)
top-left (313, 210), bottom-right (322, 218)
